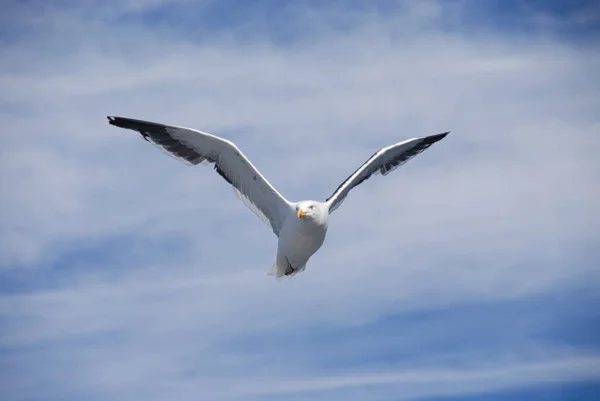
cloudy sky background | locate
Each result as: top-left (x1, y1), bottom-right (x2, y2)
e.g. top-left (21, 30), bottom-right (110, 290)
top-left (1, 0), bottom-right (599, 400)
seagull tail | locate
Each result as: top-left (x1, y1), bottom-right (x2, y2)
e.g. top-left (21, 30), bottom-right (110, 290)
top-left (267, 263), bottom-right (279, 277)
top-left (267, 263), bottom-right (288, 279)
top-left (266, 262), bottom-right (305, 279)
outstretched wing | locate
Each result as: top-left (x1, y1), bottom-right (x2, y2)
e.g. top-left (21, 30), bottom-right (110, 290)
top-left (325, 132), bottom-right (449, 214)
top-left (107, 116), bottom-right (292, 236)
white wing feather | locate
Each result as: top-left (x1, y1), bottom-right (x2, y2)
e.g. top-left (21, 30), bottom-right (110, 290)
top-left (108, 116), bottom-right (292, 236)
top-left (325, 132), bottom-right (449, 214)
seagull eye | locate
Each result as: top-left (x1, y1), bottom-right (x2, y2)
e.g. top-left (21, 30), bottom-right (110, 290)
top-left (309, 205), bottom-right (314, 209)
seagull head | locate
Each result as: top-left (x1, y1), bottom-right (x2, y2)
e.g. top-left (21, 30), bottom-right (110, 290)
top-left (296, 201), bottom-right (328, 223)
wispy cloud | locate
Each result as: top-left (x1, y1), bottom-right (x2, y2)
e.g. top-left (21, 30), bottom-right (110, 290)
top-left (1, 1), bottom-right (599, 400)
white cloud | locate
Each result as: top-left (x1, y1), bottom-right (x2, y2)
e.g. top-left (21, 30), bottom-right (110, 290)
top-left (230, 356), bottom-right (600, 399)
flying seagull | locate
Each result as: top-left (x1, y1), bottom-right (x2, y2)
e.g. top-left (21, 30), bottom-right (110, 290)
top-left (107, 116), bottom-right (448, 278)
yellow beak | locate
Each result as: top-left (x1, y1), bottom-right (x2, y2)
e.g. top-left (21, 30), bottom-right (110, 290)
top-left (297, 209), bottom-right (307, 219)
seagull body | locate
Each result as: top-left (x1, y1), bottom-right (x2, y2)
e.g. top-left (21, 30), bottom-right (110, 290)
top-left (274, 200), bottom-right (329, 277)
top-left (107, 116), bottom-right (448, 278)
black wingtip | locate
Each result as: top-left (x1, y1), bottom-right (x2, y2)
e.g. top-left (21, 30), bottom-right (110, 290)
top-left (106, 116), bottom-right (151, 141)
top-left (107, 116), bottom-right (119, 126)
top-left (107, 115), bottom-right (138, 127)
top-left (106, 115), bottom-right (140, 131)
top-left (428, 131), bottom-right (450, 142)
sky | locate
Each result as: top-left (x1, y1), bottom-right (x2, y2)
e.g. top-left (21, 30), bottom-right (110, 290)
top-left (1, 0), bottom-right (599, 400)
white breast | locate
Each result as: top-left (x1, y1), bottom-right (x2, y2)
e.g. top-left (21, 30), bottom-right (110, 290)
top-left (277, 213), bottom-right (328, 268)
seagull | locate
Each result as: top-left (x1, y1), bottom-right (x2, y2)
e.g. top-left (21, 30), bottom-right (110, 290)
top-left (107, 116), bottom-right (448, 278)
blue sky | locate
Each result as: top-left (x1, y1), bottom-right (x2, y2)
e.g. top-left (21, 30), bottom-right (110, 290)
top-left (1, 0), bottom-right (599, 400)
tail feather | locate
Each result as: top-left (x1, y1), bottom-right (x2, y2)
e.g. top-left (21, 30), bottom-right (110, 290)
top-left (267, 263), bottom-right (287, 279)
top-left (266, 262), bottom-right (306, 278)
top-left (267, 263), bottom-right (279, 277)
